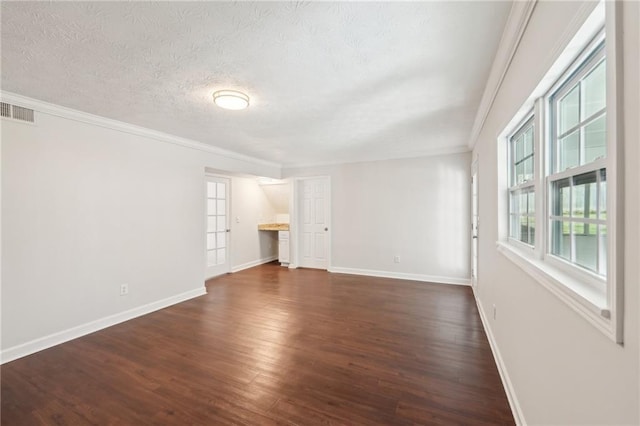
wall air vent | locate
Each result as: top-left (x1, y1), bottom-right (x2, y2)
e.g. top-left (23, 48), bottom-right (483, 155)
top-left (1, 102), bottom-right (11, 118)
top-left (0, 102), bottom-right (35, 123)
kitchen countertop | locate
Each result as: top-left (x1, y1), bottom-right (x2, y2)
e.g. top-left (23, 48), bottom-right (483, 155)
top-left (257, 223), bottom-right (290, 231)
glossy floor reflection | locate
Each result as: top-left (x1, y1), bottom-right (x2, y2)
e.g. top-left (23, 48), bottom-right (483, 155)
top-left (1, 262), bottom-right (514, 425)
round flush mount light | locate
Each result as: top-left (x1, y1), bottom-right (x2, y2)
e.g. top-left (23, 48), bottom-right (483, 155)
top-left (212, 90), bottom-right (249, 110)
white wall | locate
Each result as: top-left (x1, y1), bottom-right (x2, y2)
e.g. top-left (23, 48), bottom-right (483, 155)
top-left (1, 104), bottom-right (280, 359)
top-left (260, 183), bottom-right (290, 219)
top-left (230, 176), bottom-right (278, 270)
top-left (472, 1), bottom-right (639, 424)
top-left (284, 152), bottom-right (471, 284)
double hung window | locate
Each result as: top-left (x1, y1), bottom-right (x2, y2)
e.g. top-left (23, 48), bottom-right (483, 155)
top-left (548, 44), bottom-right (607, 277)
top-left (499, 8), bottom-right (621, 343)
top-left (508, 117), bottom-right (535, 246)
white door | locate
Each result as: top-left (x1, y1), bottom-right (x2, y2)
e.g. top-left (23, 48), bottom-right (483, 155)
top-left (471, 168), bottom-right (479, 288)
top-left (206, 176), bottom-right (230, 279)
top-left (298, 177), bottom-right (330, 269)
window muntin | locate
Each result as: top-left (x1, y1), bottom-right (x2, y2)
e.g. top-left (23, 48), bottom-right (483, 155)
top-left (510, 119), bottom-right (534, 186)
top-left (508, 117), bottom-right (535, 246)
top-left (552, 45), bottom-right (606, 173)
top-left (549, 169), bottom-right (607, 276)
top-left (548, 41), bottom-right (607, 278)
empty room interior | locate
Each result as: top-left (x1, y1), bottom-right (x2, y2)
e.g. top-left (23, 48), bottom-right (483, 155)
top-left (1, 1), bottom-right (639, 425)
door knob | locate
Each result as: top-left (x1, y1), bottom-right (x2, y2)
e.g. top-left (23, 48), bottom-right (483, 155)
top-left (324, 227), bottom-right (329, 231)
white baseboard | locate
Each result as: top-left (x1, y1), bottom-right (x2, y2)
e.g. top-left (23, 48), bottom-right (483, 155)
top-left (231, 255), bottom-right (278, 273)
top-left (472, 288), bottom-right (526, 425)
top-left (328, 266), bottom-right (470, 286)
top-left (0, 287), bottom-right (207, 365)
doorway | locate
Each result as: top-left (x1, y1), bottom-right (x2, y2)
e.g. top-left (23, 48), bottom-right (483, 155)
top-left (206, 175), bottom-right (231, 279)
top-left (296, 177), bottom-right (331, 270)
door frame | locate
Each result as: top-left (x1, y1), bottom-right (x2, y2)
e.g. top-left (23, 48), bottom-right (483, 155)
top-left (290, 176), bottom-right (331, 270)
top-left (471, 158), bottom-right (479, 290)
top-left (205, 173), bottom-right (232, 280)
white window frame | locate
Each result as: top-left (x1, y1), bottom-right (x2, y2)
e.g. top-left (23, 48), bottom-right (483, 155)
top-left (496, 1), bottom-right (623, 343)
top-left (507, 114), bottom-right (536, 249)
top-left (543, 34), bottom-right (607, 288)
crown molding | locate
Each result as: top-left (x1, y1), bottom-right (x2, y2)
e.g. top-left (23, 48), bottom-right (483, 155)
top-left (467, 0), bottom-right (537, 150)
top-left (282, 145), bottom-right (470, 170)
top-left (0, 91), bottom-right (281, 170)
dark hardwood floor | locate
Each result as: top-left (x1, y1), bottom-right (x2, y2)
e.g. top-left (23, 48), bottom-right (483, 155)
top-left (1, 262), bottom-right (514, 425)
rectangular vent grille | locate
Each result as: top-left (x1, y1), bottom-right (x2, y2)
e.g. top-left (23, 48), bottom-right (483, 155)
top-left (1, 102), bottom-right (11, 118)
top-left (0, 102), bottom-right (35, 123)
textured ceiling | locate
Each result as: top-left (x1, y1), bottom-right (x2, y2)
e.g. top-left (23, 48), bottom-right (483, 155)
top-left (1, 1), bottom-right (511, 167)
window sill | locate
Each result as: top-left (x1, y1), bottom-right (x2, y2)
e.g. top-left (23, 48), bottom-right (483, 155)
top-left (496, 241), bottom-right (616, 341)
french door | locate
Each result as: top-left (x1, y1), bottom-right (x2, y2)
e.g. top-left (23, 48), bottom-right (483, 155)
top-left (206, 176), bottom-right (230, 279)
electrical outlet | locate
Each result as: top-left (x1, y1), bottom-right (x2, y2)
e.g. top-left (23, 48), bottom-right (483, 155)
top-left (120, 284), bottom-right (129, 296)
top-left (393, 255), bottom-right (400, 263)
top-left (493, 304), bottom-right (497, 320)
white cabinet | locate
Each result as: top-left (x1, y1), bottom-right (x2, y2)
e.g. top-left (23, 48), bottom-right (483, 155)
top-left (278, 231), bottom-right (290, 266)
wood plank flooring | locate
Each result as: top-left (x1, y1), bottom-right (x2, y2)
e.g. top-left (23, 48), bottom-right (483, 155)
top-left (1, 262), bottom-right (514, 425)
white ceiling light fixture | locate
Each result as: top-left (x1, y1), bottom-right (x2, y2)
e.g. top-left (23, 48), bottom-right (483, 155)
top-left (212, 90), bottom-right (250, 110)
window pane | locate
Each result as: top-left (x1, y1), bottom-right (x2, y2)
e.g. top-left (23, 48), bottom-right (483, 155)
top-left (216, 183), bottom-right (226, 199)
top-left (524, 157), bottom-right (534, 182)
top-left (510, 214), bottom-right (519, 239)
top-left (207, 182), bottom-right (216, 198)
top-left (527, 191), bottom-right (535, 215)
top-left (599, 224), bottom-right (607, 276)
top-left (583, 59), bottom-right (606, 119)
top-left (217, 199), bottom-right (226, 216)
top-left (529, 216), bottom-right (536, 246)
top-left (551, 220), bottom-right (571, 261)
top-left (574, 222), bottom-right (597, 272)
top-left (216, 232), bottom-right (226, 249)
top-left (207, 199), bottom-right (216, 215)
top-left (572, 171), bottom-right (597, 218)
top-left (515, 135), bottom-right (524, 162)
top-left (520, 215), bottom-right (529, 244)
top-left (510, 191), bottom-right (520, 239)
top-left (524, 127), bottom-right (534, 157)
top-left (510, 192), bottom-right (519, 215)
top-left (552, 178), bottom-right (571, 217)
top-left (584, 114), bottom-right (606, 163)
top-left (519, 191), bottom-right (527, 216)
top-left (207, 216), bottom-right (216, 232)
top-left (599, 169), bottom-right (607, 220)
top-left (516, 162), bottom-right (524, 185)
top-left (216, 216), bottom-right (226, 232)
top-left (558, 131), bottom-right (580, 171)
top-left (559, 85), bottom-right (580, 134)
top-left (207, 233), bottom-right (216, 250)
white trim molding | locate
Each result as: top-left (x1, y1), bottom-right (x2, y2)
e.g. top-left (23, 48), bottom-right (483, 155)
top-left (283, 145), bottom-right (470, 170)
top-left (0, 287), bottom-right (206, 365)
top-left (231, 256), bottom-right (278, 273)
top-left (0, 91), bottom-right (281, 170)
top-left (473, 288), bottom-right (526, 425)
top-left (329, 266), bottom-right (470, 286)
top-left (468, 0), bottom-right (537, 150)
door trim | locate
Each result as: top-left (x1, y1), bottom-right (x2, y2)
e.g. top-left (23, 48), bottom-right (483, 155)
top-left (205, 173), bottom-right (232, 280)
top-left (471, 158), bottom-right (479, 289)
top-left (290, 176), bottom-right (331, 270)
